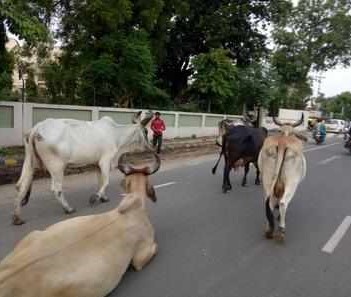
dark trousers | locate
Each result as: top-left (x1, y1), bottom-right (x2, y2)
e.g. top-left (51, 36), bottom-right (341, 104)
top-left (153, 134), bottom-right (163, 153)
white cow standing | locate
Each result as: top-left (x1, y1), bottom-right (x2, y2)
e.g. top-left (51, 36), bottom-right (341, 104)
top-left (13, 111), bottom-right (153, 225)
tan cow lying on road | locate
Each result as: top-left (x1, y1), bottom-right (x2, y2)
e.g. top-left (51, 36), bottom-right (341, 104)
top-left (258, 114), bottom-right (307, 242)
top-left (0, 152), bottom-right (160, 297)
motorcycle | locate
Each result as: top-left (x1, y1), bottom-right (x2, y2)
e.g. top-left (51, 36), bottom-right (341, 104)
top-left (313, 129), bottom-right (325, 144)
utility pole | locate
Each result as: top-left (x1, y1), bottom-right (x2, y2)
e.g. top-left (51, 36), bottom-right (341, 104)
top-left (316, 73), bottom-right (325, 97)
top-left (310, 72), bottom-right (325, 109)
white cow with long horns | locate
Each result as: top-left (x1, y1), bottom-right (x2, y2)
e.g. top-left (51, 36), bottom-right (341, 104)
top-left (13, 111), bottom-right (153, 225)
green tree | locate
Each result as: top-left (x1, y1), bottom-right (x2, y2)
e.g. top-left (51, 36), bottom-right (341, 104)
top-left (189, 49), bottom-right (238, 113)
top-left (25, 70), bottom-right (38, 101)
top-left (0, 0), bottom-right (52, 94)
top-left (320, 92), bottom-right (351, 120)
top-left (272, 0), bottom-right (351, 109)
top-left (45, 0), bottom-right (166, 107)
top-left (157, 0), bottom-right (288, 100)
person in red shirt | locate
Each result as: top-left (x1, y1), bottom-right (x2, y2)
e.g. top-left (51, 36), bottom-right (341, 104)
top-left (151, 112), bottom-right (166, 153)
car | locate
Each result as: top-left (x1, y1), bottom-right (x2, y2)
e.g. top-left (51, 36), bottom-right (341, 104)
top-left (324, 119), bottom-right (345, 134)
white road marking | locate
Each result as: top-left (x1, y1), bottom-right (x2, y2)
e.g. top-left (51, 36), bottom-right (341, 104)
top-left (120, 181), bottom-right (176, 196)
top-left (304, 142), bottom-right (340, 153)
top-left (322, 216), bottom-right (351, 254)
top-left (318, 155), bottom-right (341, 165)
top-left (154, 182), bottom-right (177, 189)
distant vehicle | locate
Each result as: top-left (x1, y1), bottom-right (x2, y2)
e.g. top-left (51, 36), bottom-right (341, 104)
top-left (324, 119), bottom-right (345, 134)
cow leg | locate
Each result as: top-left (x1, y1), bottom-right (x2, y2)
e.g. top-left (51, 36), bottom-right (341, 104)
top-left (90, 158), bottom-right (111, 205)
top-left (265, 197), bottom-right (275, 239)
top-left (241, 163), bottom-right (250, 186)
top-left (96, 166), bottom-right (110, 203)
top-left (276, 201), bottom-right (287, 243)
top-left (222, 164), bottom-right (232, 193)
top-left (132, 241), bottom-right (158, 271)
top-left (48, 164), bottom-right (75, 214)
top-left (254, 161), bottom-right (261, 185)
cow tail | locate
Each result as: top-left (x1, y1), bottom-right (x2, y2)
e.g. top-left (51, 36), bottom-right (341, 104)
top-left (212, 136), bottom-right (226, 174)
top-left (272, 147), bottom-right (287, 199)
top-left (212, 151), bottom-right (223, 174)
top-left (15, 131), bottom-right (43, 206)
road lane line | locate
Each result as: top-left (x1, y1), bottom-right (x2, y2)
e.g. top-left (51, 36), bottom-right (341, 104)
top-left (304, 142), bottom-right (340, 153)
top-left (322, 216), bottom-right (351, 254)
top-left (120, 181), bottom-right (176, 196)
top-left (318, 155), bottom-right (341, 165)
top-left (154, 182), bottom-right (177, 189)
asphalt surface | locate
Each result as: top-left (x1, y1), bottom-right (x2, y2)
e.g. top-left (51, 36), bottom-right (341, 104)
top-left (0, 135), bottom-right (351, 297)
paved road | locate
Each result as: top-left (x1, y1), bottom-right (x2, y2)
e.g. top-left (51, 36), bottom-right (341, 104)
top-left (1, 135), bottom-right (351, 297)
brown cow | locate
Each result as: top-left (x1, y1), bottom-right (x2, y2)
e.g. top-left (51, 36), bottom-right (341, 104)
top-left (0, 152), bottom-right (160, 297)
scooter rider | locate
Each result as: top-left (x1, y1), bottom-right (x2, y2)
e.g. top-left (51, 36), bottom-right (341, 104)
top-left (314, 118), bottom-right (326, 143)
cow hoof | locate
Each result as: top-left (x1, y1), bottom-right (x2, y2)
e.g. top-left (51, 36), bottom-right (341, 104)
top-left (100, 196), bottom-right (110, 203)
top-left (12, 215), bottom-right (25, 225)
top-left (275, 228), bottom-right (285, 243)
top-left (265, 230), bottom-right (274, 239)
top-left (64, 208), bottom-right (76, 215)
top-left (89, 194), bottom-right (100, 206)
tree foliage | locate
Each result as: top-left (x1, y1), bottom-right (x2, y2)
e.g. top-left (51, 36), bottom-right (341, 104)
top-left (320, 92), bottom-right (351, 120)
top-left (2, 0), bottom-right (351, 114)
top-left (190, 49), bottom-right (238, 113)
top-left (272, 0), bottom-right (351, 109)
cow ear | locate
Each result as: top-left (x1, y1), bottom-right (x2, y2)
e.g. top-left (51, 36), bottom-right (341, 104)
top-left (147, 184), bottom-right (157, 202)
top-left (141, 112), bottom-right (154, 127)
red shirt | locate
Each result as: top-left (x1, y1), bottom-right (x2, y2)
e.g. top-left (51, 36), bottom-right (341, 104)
top-left (151, 118), bottom-right (166, 135)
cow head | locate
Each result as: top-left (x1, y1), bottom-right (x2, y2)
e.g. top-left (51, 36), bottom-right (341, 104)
top-left (118, 152), bottom-right (160, 203)
top-left (243, 112), bottom-right (258, 127)
top-left (125, 111), bottom-right (154, 151)
top-left (272, 113), bottom-right (307, 142)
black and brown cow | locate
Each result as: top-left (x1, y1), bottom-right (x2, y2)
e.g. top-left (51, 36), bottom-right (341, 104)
top-left (212, 122), bottom-right (268, 193)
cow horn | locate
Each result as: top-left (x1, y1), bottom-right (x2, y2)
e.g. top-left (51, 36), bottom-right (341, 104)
top-left (132, 111), bottom-right (143, 124)
top-left (291, 113), bottom-right (304, 128)
top-left (117, 152), bottom-right (160, 176)
top-left (146, 152), bottom-right (161, 175)
top-left (272, 116), bottom-right (284, 127)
